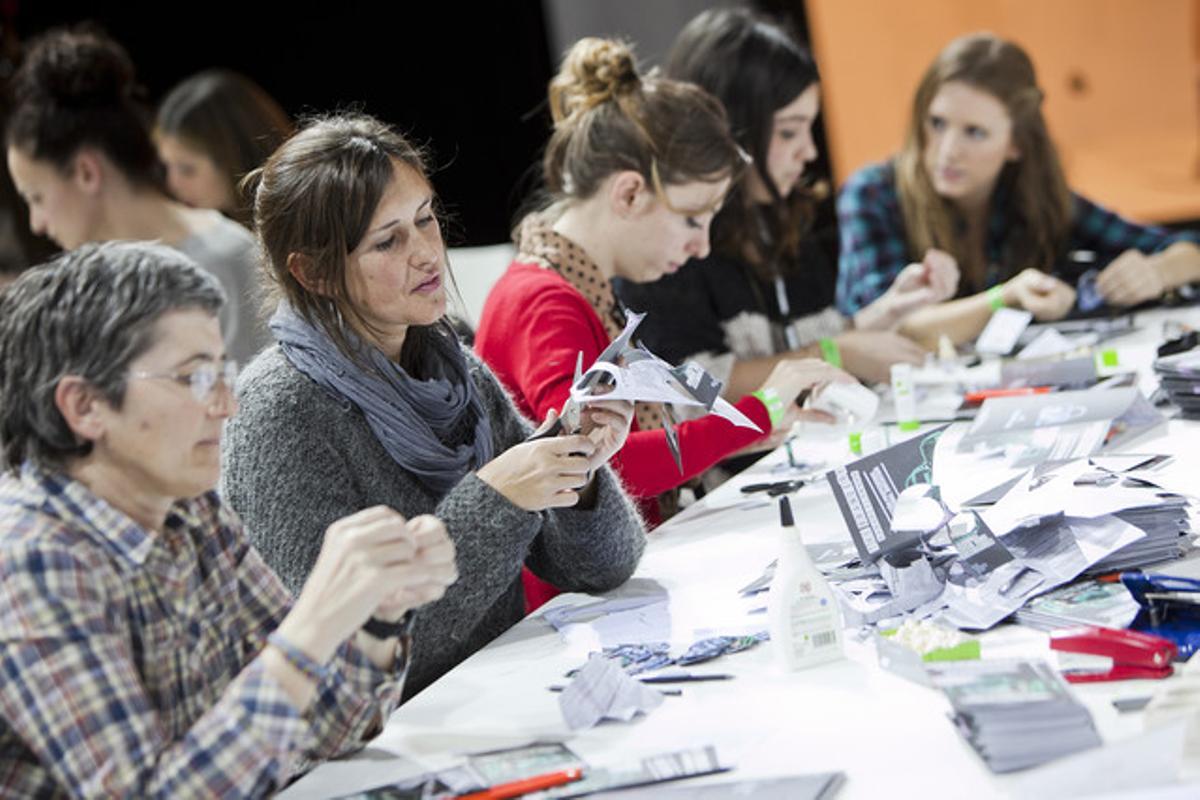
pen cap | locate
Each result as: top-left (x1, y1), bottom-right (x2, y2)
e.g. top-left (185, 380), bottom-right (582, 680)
top-left (778, 495), bottom-right (795, 527)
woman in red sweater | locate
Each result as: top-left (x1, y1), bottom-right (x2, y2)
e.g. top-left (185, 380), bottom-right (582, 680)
top-left (476, 37), bottom-right (849, 543)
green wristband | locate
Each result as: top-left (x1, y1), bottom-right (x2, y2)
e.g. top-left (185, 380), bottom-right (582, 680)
top-left (987, 284), bottom-right (1006, 312)
top-left (818, 337), bottom-right (842, 369)
top-left (751, 387), bottom-right (786, 427)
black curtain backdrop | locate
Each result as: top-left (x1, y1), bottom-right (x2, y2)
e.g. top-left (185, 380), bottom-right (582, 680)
top-left (6, 0), bottom-right (556, 246)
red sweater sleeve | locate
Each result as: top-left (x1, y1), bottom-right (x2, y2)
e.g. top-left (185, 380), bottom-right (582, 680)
top-left (476, 264), bottom-right (772, 500)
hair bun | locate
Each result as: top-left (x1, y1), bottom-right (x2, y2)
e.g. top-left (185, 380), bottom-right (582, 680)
top-left (549, 37), bottom-right (641, 124)
top-left (15, 29), bottom-right (136, 109)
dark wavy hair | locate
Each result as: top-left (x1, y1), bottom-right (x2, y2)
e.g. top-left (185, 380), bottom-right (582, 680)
top-left (5, 27), bottom-right (160, 188)
top-left (665, 8), bottom-right (820, 280)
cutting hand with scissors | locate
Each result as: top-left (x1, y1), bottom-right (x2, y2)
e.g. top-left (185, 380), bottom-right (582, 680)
top-left (529, 353), bottom-right (633, 464)
top-left (500, 352), bottom-right (633, 508)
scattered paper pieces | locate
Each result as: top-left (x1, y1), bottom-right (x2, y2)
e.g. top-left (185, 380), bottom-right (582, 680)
top-left (976, 307), bottom-right (1033, 355)
top-left (558, 655), bottom-right (665, 731)
top-left (1016, 328), bottom-right (1078, 361)
top-left (275, 750), bottom-right (429, 800)
top-left (1008, 721), bottom-right (1186, 799)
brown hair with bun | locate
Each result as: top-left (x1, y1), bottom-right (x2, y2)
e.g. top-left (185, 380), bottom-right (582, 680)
top-left (6, 27), bottom-right (160, 188)
top-left (542, 37), bottom-right (743, 211)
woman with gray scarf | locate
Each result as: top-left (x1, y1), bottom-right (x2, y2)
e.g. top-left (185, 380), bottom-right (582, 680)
top-left (221, 114), bottom-right (646, 699)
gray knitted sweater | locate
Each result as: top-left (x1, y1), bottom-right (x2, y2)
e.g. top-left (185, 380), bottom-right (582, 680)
top-left (221, 345), bottom-right (645, 698)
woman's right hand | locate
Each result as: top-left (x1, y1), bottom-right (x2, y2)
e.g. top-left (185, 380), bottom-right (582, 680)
top-left (280, 506), bottom-right (458, 664)
top-left (876, 249), bottom-right (961, 323)
top-left (476, 415), bottom-right (596, 511)
top-left (1003, 268), bottom-right (1076, 321)
top-left (756, 357), bottom-right (854, 430)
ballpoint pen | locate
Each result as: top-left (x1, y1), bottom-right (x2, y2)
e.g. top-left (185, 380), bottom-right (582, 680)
top-left (639, 673), bottom-right (734, 684)
top-left (548, 685), bottom-right (682, 696)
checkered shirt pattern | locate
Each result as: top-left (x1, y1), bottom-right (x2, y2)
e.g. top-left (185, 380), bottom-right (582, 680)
top-left (0, 465), bottom-right (406, 798)
top-left (835, 160), bottom-right (1199, 315)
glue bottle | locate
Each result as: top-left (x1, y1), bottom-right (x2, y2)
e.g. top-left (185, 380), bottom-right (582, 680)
top-left (768, 496), bottom-right (844, 670)
top-left (891, 362), bottom-right (919, 432)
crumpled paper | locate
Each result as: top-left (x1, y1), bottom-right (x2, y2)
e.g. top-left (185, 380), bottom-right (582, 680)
top-left (558, 654), bottom-right (665, 731)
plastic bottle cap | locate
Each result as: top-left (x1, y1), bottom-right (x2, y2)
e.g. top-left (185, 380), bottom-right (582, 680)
top-left (848, 432), bottom-right (863, 455)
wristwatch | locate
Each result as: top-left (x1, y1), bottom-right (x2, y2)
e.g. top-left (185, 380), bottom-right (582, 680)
top-left (361, 609), bottom-right (416, 640)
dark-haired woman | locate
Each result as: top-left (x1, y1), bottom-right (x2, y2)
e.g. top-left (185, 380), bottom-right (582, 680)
top-left (836, 32), bottom-right (1200, 346)
top-left (475, 35), bottom-right (852, 543)
top-left (155, 69), bottom-right (293, 228)
top-left (221, 113), bottom-right (645, 698)
top-left (5, 29), bottom-right (268, 363)
top-left (617, 8), bottom-right (953, 390)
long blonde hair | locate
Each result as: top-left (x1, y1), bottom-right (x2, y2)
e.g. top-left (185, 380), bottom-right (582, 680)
top-left (895, 33), bottom-right (1072, 291)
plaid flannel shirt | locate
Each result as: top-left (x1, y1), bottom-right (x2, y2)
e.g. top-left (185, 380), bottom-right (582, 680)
top-left (0, 465), bottom-right (407, 798)
top-left (835, 159), bottom-right (1200, 315)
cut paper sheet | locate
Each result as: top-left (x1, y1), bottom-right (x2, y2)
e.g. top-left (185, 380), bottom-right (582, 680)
top-left (569, 312), bottom-right (755, 424)
top-left (542, 594), bottom-right (665, 631)
top-left (956, 387), bottom-right (1164, 469)
top-left (1007, 722), bottom-right (1186, 800)
top-left (825, 425), bottom-right (949, 563)
top-left (275, 750), bottom-right (429, 800)
top-left (940, 514), bottom-right (1144, 630)
top-left (1016, 327), bottom-right (1079, 360)
top-left (558, 654), bottom-right (665, 731)
top-left (565, 311), bottom-right (759, 471)
top-left (976, 307), bottom-right (1033, 355)
top-left (980, 458), bottom-right (1176, 536)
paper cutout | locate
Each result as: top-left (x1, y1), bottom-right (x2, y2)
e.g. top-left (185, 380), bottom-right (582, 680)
top-left (558, 654), bottom-right (665, 731)
top-left (567, 312), bottom-right (760, 470)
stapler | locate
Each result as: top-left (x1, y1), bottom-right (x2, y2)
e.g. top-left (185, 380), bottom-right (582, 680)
top-left (1122, 573), bottom-right (1200, 659)
top-left (1050, 626), bottom-right (1176, 683)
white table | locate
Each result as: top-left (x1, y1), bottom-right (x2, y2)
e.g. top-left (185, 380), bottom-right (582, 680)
top-left (292, 307), bottom-right (1200, 800)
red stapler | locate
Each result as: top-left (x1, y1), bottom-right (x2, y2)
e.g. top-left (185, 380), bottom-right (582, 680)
top-left (1050, 626), bottom-right (1176, 683)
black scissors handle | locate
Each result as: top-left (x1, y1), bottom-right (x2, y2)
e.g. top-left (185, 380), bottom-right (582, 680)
top-left (526, 415), bottom-right (565, 442)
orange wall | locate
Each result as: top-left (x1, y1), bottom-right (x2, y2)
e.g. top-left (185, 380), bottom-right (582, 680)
top-left (806, 0), bottom-right (1198, 205)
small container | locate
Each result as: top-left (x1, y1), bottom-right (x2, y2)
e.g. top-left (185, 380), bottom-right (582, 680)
top-left (891, 363), bottom-right (919, 432)
top-left (768, 497), bottom-right (844, 670)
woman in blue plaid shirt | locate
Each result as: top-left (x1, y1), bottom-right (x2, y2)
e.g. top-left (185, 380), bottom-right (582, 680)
top-left (836, 33), bottom-right (1200, 347)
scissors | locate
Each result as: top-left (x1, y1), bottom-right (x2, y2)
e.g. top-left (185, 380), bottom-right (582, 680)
top-left (739, 479), bottom-right (806, 496)
top-left (527, 352), bottom-right (586, 441)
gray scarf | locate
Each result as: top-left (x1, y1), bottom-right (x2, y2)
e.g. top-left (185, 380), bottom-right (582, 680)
top-left (270, 303), bottom-right (493, 496)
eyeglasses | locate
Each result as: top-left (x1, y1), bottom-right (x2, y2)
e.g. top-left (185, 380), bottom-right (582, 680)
top-left (128, 360), bottom-right (238, 404)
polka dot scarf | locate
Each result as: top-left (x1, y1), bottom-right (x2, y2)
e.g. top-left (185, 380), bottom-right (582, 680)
top-left (514, 213), bottom-right (666, 433)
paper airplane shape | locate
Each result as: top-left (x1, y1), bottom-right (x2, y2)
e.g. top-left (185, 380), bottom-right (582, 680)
top-left (567, 311), bottom-right (761, 471)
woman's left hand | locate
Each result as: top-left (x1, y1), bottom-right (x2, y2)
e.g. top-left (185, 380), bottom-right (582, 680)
top-left (1095, 249), bottom-right (1161, 306)
top-left (578, 399), bottom-right (634, 471)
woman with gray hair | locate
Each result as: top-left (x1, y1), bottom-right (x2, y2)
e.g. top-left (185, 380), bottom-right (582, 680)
top-left (221, 113), bottom-right (647, 699)
top-left (0, 241), bottom-right (457, 797)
